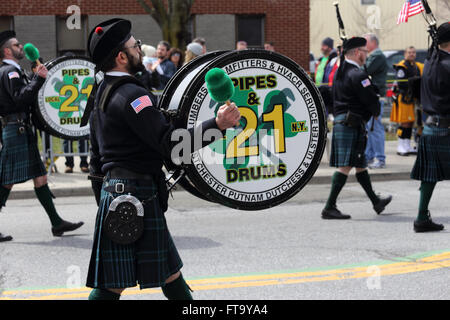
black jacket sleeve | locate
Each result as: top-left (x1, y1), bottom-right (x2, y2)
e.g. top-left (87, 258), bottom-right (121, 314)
top-left (395, 66), bottom-right (409, 93)
top-left (3, 66), bottom-right (45, 110)
top-left (120, 86), bottom-right (222, 160)
top-left (88, 109), bottom-right (103, 205)
top-left (351, 70), bottom-right (380, 117)
top-left (88, 109), bottom-right (102, 176)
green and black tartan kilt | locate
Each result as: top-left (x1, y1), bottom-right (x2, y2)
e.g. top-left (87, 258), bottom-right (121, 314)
top-left (0, 123), bottom-right (47, 185)
top-left (86, 176), bottom-right (183, 290)
top-left (329, 114), bottom-right (368, 168)
top-left (411, 125), bottom-right (450, 182)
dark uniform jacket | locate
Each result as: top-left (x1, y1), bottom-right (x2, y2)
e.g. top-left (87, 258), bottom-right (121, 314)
top-left (332, 60), bottom-right (380, 122)
top-left (394, 59), bottom-right (423, 103)
top-left (89, 74), bottom-right (222, 177)
top-left (0, 61), bottom-right (45, 117)
top-left (421, 50), bottom-right (450, 116)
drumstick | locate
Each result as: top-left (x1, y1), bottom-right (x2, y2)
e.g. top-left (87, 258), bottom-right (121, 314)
top-left (24, 43), bottom-right (41, 66)
top-left (205, 68), bottom-right (235, 106)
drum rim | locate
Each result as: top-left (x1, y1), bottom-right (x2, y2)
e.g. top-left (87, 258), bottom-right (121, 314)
top-left (37, 55), bottom-right (94, 140)
top-left (178, 49), bottom-right (327, 210)
top-left (159, 50), bottom-right (229, 111)
top-left (160, 50), bottom-right (229, 202)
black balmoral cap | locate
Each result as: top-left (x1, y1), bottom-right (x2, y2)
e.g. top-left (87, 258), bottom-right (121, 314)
top-left (0, 30), bottom-right (16, 47)
top-left (343, 37), bottom-right (367, 53)
top-left (437, 22), bottom-right (450, 45)
top-left (87, 19), bottom-right (132, 66)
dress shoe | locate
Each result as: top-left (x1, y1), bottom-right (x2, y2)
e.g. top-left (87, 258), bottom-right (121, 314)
top-left (0, 232), bottom-right (13, 242)
top-left (80, 166), bottom-right (89, 173)
top-left (321, 206), bottom-right (351, 219)
top-left (414, 212), bottom-right (444, 232)
top-left (373, 195), bottom-right (392, 214)
top-left (52, 220), bottom-right (84, 237)
top-left (65, 166), bottom-right (73, 173)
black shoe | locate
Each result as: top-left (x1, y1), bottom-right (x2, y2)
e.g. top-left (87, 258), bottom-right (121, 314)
top-left (322, 206), bottom-right (351, 219)
top-left (0, 232), bottom-right (12, 242)
top-left (414, 213), bottom-right (444, 232)
top-left (52, 220), bottom-right (84, 237)
top-left (373, 195), bottom-right (392, 214)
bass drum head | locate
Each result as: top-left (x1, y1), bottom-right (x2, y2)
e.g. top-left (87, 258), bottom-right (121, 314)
top-left (36, 55), bottom-right (95, 140)
top-left (160, 51), bottom-right (228, 202)
top-left (177, 49), bottom-right (326, 210)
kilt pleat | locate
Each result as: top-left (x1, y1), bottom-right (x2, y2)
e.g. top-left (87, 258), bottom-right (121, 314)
top-left (86, 176), bottom-right (183, 289)
top-left (329, 114), bottom-right (367, 168)
top-left (0, 124), bottom-right (46, 185)
top-left (411, 125), bottom-right (450, 182)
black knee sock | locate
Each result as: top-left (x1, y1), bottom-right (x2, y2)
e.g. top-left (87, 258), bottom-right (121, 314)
top-left (161, 274), bottom-right (193, 300)
top-left (325, 171), bottom-right (348, 210)
top-left (397, 127), bottom-right (404, 139)
top-left (418, 181), bottom-right (436, 221)
top-left (398, 126), bottom-right (412, 139)
top-left (356, 170), bottom-right (379, 205)
top-left (404, 127), bottom-right (412, 139)
top-left (34, 184), bottom-right (63, 227)
top-left (88, 288), bottom-right (121, 300)
top-left (0, 186), bottom-right (11, 210)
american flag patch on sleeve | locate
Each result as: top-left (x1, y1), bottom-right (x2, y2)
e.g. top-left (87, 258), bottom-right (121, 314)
top-left (130, 95), bottom-right (152, 114)
top-left (8, 71), bottom-right (20, 79)
top-left (361, 79), bottom-right (371, 88)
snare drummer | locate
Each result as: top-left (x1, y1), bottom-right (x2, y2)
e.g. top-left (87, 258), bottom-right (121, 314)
top-left (0, 30), bottom-right (83, 242)
top-left (85, 19), bottom-right (240, 300)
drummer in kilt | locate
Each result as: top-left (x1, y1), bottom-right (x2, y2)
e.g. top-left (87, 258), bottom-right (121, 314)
top-left (410, 22), bottom-right (450, 233)
top-left (0, 30), bottom-right (83, 242)
top-left (322, 37), bottom-right (392, 220)
top-left (85, 19), bottom-right (240, 300)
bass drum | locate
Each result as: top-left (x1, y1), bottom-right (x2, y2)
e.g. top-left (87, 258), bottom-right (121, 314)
top-left (35, 55), bottom-right (95, 140)
top-left (160, 51), bottom-right (227, 202)
top-left (160, 49), bottom-right (326, 210)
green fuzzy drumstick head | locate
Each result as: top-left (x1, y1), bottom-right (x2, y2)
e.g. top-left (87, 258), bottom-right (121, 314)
top-left (23, 43), bottom-right (40, 62)
top-left (205, 68), bottom-right (235, 103)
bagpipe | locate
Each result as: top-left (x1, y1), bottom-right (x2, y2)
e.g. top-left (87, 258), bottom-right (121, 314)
top-left (333, 1), bottom-right (348, 45)
top-left (420, 0), bottom-right (439, 59)
top-left (333, 1), bottom-right (353, 82)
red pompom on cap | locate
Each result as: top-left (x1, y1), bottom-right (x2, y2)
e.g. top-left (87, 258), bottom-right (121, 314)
top-left (95, 27), bottom-right (104, 35)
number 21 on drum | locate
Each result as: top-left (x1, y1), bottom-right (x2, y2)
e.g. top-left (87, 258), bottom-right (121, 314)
top-left (226, 104), bottom-right (286, 158)
top-left (59, 84), bottom-right (93, 112)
